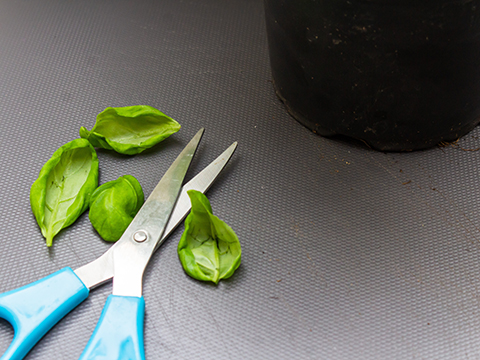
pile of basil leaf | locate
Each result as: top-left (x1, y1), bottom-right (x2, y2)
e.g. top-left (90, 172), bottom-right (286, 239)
top-left (30, 105), bottom-right (241, 284)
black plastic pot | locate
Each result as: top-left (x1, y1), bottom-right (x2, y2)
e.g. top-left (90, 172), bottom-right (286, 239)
top-left (264, 0), bottom-right (480, 151)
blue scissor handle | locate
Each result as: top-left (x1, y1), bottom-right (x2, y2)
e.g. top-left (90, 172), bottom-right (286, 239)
top-left (79, 295), bottom-right (145, 360)
top-left (0, 267), bottom-right (89, 360)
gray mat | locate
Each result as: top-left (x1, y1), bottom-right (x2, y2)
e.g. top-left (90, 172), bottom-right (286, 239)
top-left (1, 0), bottom-right (480, 359)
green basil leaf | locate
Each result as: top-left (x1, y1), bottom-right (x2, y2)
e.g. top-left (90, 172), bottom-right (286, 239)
top-left (80, 105), bottom-right (181, 155)
top-left (178, 190), bottom-right (241, 284)
top-left (30, 139), bottom-right (99, 247)
top-left (89, 175), bottom-right (144, 242)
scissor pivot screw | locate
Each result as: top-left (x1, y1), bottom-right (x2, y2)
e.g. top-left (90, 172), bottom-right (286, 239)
top-left (133, 230), bottom-right (148, 243)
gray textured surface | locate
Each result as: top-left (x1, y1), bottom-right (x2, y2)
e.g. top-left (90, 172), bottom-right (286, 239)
top-left (1, 0), bottom-right (480, 359)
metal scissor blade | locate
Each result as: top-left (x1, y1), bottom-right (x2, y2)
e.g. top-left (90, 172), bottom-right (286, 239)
top-left (121, 128), bottom-right (204, 247)
top-left (110, 128), bottom-right (204, 296)
top-left (74, 139), bottom-right (237, 290)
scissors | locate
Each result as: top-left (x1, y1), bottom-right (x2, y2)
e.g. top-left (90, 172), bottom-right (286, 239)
top-left (0, 128), bottom-right (237, 360)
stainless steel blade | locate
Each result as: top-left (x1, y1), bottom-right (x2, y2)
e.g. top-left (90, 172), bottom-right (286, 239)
top-left (112, 128), bottom-right (204, 296)
top-left (74, 141), bottom-right (237, 290)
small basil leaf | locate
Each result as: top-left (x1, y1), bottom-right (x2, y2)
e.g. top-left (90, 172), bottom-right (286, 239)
top-left (89, 175), bottom-right (144, 242)
top-left (30, 139), bottom-right (99, 247)
top-left (178, 190), bottom-right (241, 284)
top-left (80, 105), bottom-right (181, 155)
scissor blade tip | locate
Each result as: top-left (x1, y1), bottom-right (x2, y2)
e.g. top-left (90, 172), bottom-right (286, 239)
top-left (191, 128), bottom-right (205, 139)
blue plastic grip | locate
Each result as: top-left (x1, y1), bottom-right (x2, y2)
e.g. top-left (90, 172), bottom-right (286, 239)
top-left (78, 295), bottom-right (145, 360)
top-left (0, 267), bottom-right (89, 360)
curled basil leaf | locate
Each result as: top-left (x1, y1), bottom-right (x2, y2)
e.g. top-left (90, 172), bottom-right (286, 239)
top-left (178, 190), bottom-right (241, 284)
top-left (30, 139), bottom-right (99, 247)
top-left (89, 175), bottom-right (144, 242)
top-left (79, 105), bottom-right (181, 155)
